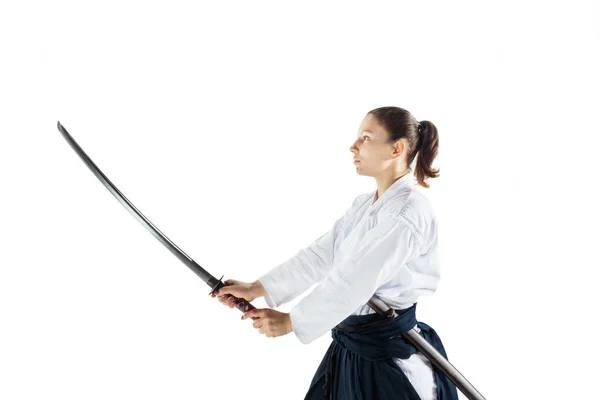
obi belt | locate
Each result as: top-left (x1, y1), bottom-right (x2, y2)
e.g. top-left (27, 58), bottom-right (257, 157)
top-left (304, 304), bottom-right (459, 400)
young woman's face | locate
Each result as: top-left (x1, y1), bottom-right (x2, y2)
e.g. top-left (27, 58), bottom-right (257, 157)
top-left (350, 114), bottom-right (398, 176)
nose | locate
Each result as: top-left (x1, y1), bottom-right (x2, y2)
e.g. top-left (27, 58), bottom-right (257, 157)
top-left (350, 139), bottom-right (360, 154)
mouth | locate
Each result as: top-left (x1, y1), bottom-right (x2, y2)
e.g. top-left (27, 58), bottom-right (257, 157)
top-left (353, 159), bottom-right (360, 164)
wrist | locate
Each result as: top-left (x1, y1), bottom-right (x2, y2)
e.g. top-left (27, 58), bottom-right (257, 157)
top-left (250, 280), bottom-right (267, 299)
top-left (286, 313), bottom-right (293, 334)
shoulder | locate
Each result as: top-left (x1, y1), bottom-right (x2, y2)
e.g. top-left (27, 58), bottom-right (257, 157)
top-left (380, 186), bottom-right (437, 239)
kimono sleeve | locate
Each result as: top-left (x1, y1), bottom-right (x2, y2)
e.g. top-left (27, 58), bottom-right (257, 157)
top-left (289, 218), bottom-right (421, 344)
top-left (258, 212), bottom-right (347, 309)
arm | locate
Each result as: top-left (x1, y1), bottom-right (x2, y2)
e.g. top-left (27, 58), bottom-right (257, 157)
top-left (258, 213), bottom-right (347, 309)
top-left (288, 217), bottom-right (422, 344)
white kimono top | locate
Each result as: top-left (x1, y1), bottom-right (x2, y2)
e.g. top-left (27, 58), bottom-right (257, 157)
top-left (258, 172), bottom-right (440, 398)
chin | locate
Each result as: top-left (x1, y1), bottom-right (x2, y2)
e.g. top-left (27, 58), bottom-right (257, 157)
top-left (355, 167), bottom-right (371, 177)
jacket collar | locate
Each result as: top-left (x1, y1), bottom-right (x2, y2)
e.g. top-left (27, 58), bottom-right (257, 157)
top-left (367, 172), bottom-right (414, 212)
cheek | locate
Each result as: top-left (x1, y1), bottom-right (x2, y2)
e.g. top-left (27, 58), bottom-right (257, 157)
top-left (363, 145), bottom-right (380, 158)
top-left (374, 146), bottom-right (389, 158)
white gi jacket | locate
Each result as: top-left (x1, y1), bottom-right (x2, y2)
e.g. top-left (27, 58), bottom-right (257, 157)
top-left (258, 172), bottom-right (439, 398)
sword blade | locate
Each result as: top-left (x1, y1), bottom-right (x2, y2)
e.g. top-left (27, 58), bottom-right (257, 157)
top-left (56, 121), bottom-right (220, 290)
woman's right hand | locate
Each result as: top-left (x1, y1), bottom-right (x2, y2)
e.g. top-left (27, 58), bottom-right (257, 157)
top-left (211, 279), bottom-right (266, 307)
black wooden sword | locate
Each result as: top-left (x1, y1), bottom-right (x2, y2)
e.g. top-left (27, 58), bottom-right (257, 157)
top-left (56, 121), bottom-right (485, 400)
top-left (56, 121), bottom-right (254, 315)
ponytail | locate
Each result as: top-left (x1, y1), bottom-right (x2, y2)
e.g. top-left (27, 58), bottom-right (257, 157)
top-left (414, 120), bottom-right (440, 188)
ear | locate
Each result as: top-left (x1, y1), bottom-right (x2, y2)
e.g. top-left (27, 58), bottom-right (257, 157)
top-left (392, 139), bottom-right (405, 158)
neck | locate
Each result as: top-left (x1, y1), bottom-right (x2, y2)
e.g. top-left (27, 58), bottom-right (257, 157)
top-left (373, 169), bottom-right (411, 202)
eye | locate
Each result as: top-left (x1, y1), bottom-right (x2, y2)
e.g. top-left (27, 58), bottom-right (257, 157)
top-left (362, 136), bottom-right (369, 141)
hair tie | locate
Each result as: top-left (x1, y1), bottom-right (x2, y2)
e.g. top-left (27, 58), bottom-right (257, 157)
top-left (416, 122), bottom-right (425, 151)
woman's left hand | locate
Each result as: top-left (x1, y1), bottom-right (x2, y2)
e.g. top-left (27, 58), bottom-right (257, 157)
top-left (242, 308), bottom-right (293, 338)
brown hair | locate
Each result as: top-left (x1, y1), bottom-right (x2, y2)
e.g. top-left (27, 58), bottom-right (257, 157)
top-left (367, 106), bottom-right (440, 188)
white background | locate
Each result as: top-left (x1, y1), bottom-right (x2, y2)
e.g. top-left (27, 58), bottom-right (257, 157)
top-left (1, 1), bottom-right (599, 399)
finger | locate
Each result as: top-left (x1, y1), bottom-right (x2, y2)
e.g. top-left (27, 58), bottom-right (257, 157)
top-left (242, 309), bottom-right (263, 320)
top-left (216, 287), bottom-right (233, 296)
top-left (259, 326), bottom-right (267, 334)
top-left (221, 299), bottom-right (233, 307)
top-left (253, 320), bottom-right (263, 329)
top-left (228, 297), bottom-right (236, 308)
top-left (216, 294), bottom-right (231, 306)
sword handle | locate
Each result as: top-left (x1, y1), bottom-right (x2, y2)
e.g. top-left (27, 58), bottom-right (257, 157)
top-left (210, 278), bottom-right (258, 320)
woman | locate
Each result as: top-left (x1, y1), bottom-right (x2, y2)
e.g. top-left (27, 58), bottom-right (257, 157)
top-left (212, 106), bottom-right (458, 399)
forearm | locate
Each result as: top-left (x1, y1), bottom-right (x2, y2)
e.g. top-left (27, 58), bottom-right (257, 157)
top-left (258, 213), bottom-right (346, 308)
top-left (258, 251), bottom-right (330, 308)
